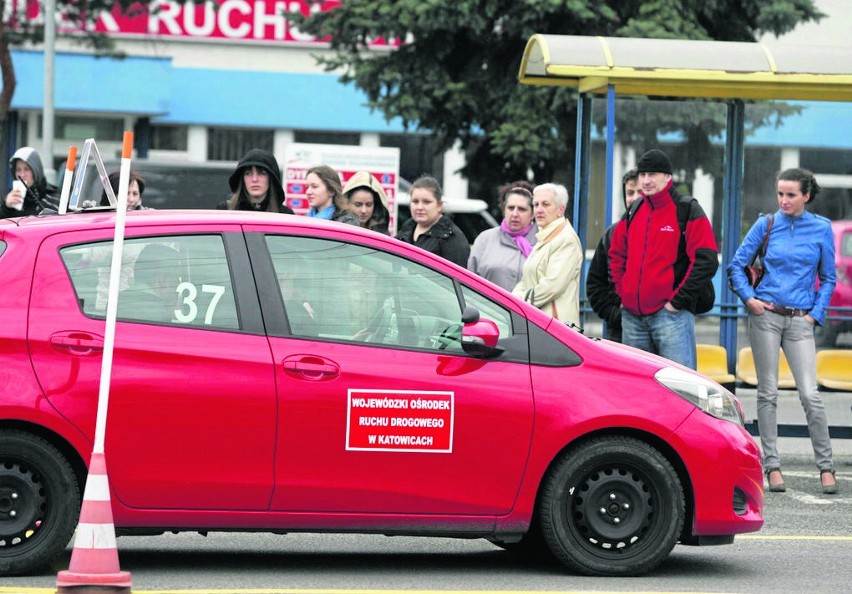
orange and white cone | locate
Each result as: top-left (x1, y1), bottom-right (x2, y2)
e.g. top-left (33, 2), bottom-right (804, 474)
top-left (56, 452), bottom-right (131, 593)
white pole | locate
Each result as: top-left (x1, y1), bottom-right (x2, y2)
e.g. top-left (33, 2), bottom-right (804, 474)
top-left (57, 146), bottom-right (77, 214)
top-left (92, 131), bottom-right (133, 455)
top-left (43, 0), bottom-right (56, 183)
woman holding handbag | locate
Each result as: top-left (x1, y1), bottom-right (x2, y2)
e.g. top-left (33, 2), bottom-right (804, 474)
top-left (727, 168), bottom-right (838, 495)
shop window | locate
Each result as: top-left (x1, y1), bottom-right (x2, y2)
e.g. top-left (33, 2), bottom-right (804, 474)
top-left (208, 128), bottom-right (273, 161)
top-left (151, 125), bottom-right (188, 151)
top-left (294, 131), bottom-right (360, 146)
top-left (41, 116), bottom-right (124, 141)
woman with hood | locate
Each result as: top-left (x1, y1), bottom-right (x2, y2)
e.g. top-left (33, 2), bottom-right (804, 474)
top-left (3, 147), bottom-right (60, 218)
top-left (341, 171), bottom-right (391, 234)
top-left (217, 148), bottom-right (294, 213)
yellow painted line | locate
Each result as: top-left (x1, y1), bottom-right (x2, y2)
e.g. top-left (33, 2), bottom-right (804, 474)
top-left (0, 589), bottom-right (746, 594)
top-left (738, 534), bottom-right (852, 541)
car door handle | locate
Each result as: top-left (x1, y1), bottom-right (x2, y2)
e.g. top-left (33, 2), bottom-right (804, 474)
top-left (50, 332), bottom-right (104, 356)
top-left (282, 356), bottom-right (340, 380)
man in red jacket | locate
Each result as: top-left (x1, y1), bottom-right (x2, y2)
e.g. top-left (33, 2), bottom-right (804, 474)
top-left (608, 149), bottom-right (718, 369)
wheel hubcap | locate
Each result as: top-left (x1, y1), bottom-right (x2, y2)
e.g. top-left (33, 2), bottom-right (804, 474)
top-left (0, 462), bottom-right (46, 548)
top-left (572, 467), bottom-right (653, 551)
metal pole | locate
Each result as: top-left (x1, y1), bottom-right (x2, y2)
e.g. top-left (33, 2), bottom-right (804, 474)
top-left (43, 0), bottom-right (56, 183)
top-left (721, 100), bottom-right (745, 375)
top-left (604, 85), bottom-right (616, 226)
top-left (573, 93), bottom-right (591, 326)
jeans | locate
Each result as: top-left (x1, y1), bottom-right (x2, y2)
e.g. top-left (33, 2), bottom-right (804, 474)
top-left (622, 307), bottom-right (696, 369)
top-left (748, 312), bottom-right (834, 472)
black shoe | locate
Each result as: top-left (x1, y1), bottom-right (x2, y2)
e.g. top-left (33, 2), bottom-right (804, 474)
top-left (766, 468), bottom-right (786, 493)
top-left (821, 470), bottom-right (838, 495)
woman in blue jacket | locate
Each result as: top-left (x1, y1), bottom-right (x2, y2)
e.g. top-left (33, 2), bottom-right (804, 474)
top-left (727, 168), bottom-right (837, 495)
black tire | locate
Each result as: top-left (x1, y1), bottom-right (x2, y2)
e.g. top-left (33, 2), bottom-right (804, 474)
top-left (539, 436), bottom-right (684, 577)
top-left (0, 430), bottom-right (80, 576)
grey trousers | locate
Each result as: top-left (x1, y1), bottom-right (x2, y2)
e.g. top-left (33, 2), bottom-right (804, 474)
top-left (748, 312), bottom-right (834, 472)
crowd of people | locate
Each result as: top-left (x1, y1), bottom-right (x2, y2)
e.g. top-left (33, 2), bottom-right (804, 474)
top-left (4, 145), bottom-right (839, 493)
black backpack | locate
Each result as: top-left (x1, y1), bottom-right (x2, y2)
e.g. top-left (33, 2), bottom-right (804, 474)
top-left (626, 195), bottom-right (716, 314)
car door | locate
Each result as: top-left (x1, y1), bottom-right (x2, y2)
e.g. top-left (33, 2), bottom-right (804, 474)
top-left (244, 228), bottom-right (534, 516)
top-left (27, 226), bottom-right (277, 510)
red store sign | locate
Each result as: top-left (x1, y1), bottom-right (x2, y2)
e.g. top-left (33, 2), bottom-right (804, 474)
top-left (15, 0), bottom-right (397, 46)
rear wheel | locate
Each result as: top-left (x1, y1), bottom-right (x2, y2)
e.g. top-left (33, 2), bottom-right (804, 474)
top-left (0, 430), bottom-right (80, 576)
top-left (539, 436), bottom-right (684, 576)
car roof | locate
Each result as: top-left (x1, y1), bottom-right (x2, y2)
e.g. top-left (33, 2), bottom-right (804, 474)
top-left (0, 209), bottom-right (379, 239)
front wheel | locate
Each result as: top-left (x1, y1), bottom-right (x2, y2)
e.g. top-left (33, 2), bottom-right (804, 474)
top-left (0, 430), bottom-right (80, 576)
top-left (539, 436), bottom-right (684, 576)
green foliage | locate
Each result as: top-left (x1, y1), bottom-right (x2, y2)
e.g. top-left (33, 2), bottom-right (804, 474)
top-left (0, 0), bottom-right (177, 142)
top-left (295, 0), bottom-right (822, 197)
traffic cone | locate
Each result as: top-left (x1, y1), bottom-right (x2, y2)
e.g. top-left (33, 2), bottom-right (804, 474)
top-left (56, 452), bottom-right (132, 593)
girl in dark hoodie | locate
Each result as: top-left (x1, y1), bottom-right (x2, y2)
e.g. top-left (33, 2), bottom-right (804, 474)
top-left (217, 148), bottom-right (294, 214)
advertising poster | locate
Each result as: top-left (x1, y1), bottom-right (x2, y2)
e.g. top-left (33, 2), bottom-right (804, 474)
top-left (283, 143), bottom-right (401, 235)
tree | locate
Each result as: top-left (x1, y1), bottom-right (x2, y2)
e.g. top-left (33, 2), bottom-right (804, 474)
top-left (295, 0), bottom-right (823, 198)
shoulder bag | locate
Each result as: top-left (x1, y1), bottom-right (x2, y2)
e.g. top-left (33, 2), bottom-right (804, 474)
top-left (744, 214), bottom-right (774, 288)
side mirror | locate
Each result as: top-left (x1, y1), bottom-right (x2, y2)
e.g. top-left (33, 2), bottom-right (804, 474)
top-left (461, 308), bottom-right (502, 358)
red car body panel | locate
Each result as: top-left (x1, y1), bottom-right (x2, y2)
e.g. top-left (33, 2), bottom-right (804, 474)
top-left (0, 210), bottom-right (763, 573)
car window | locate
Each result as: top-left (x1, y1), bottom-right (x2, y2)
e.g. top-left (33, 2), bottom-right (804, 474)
top-left (842, 228), bottom-right (852, 258)
top-left (265, 235), bottom-right (513, 352)
top-left (460, 285), bottom-right (512, 337)
top-left (61, 235), bottom-right (240, 330)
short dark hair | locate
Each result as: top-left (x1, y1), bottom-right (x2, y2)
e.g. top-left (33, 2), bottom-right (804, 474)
top-left (100, 170), bottom-right (146, 206)
top-left (410, 175), bottom-right (443, 201)
top-left (777, 168), bottom-right (821, 203)
top-left (497, 180), bottom-right (534, 211)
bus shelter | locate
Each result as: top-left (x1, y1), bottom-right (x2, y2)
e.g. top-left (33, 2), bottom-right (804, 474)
top-left (518, 35), bottom-right (852, 374)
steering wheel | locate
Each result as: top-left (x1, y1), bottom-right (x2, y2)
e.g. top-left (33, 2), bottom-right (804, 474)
top-left (360, 303), bottom-right (393, 344)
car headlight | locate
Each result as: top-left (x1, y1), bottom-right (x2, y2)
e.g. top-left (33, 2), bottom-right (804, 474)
top-left (655, 367), bottom-right (744, 426)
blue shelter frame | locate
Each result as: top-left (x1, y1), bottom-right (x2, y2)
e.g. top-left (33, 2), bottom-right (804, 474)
top-left (519, 35), bottom-right (852, 375)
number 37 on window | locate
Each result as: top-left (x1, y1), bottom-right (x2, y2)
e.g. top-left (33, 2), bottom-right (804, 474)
top-left (174, 282), bottom-right (225, 325)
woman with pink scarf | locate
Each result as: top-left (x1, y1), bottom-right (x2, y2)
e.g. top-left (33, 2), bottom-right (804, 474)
top-left (468, 182), bottom-right (537, 291)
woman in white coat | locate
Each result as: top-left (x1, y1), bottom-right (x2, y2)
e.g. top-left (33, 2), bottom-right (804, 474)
top-left (513, 183), bottom-right (583, 327)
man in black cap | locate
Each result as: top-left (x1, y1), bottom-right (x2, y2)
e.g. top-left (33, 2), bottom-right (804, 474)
top-left (608, 148), bottom-right (718, 369)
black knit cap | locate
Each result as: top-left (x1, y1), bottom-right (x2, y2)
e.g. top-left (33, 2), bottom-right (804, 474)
top-left (228, 148), bottom-right (286, 199)
top-left (636, 149), bottom-right (673, 175)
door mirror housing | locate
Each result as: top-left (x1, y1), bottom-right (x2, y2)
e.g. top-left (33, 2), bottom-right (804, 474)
top-left (461, 307), bottom-right (502, 358)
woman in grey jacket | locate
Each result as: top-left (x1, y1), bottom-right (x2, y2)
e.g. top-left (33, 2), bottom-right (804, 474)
top-left (468, 182), bottom-right (536, 291)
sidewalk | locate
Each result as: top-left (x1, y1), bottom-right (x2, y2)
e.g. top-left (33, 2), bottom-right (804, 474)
top-left (736, 386), bottom-right (852, 465)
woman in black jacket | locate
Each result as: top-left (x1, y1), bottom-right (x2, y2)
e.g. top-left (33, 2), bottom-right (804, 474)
top-left (395, 176), bottom-right (469, 267)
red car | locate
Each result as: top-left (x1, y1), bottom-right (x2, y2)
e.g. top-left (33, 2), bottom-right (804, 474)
top-left (815, 220), bottom-right (852, 347)
top-left (0, 210), bottom-right (762, 577)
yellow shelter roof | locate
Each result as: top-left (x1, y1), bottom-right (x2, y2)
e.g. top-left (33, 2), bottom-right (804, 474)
top-left (518, 35), bottom-right (852, 102)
